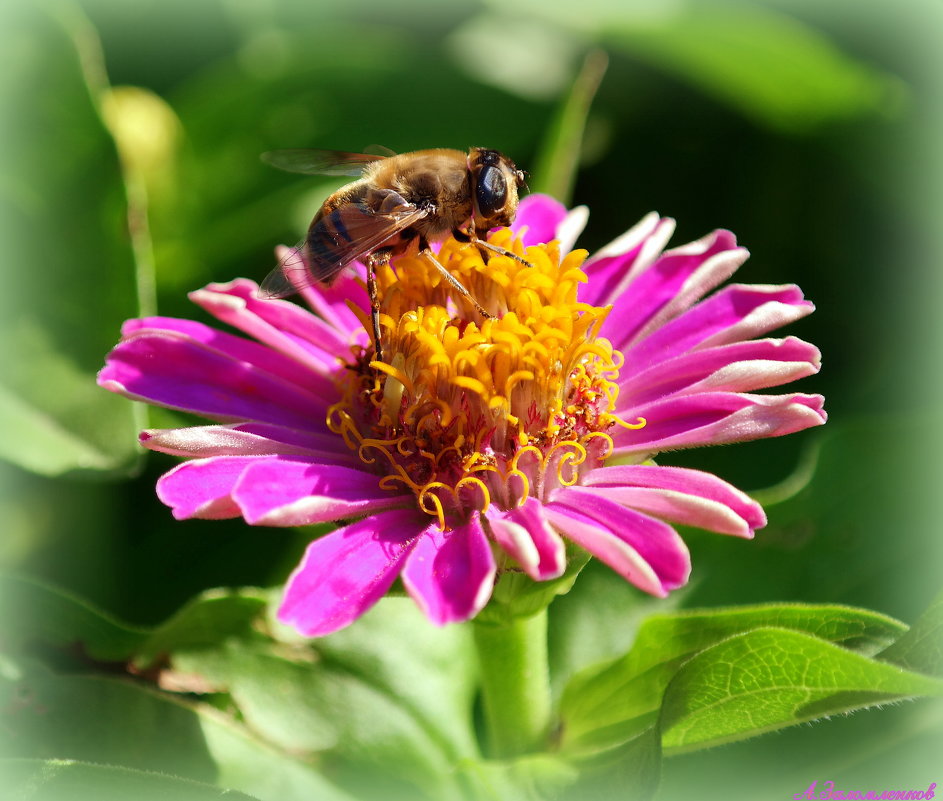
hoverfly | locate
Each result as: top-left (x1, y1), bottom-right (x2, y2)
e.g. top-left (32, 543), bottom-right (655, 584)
top-left (260, 147), bottom-right (528, 360)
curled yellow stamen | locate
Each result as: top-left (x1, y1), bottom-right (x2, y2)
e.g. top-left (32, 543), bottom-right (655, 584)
top-left (611, 415), bottom-right (647, 430)
top-left (417, 484), bottom-right (448, 530)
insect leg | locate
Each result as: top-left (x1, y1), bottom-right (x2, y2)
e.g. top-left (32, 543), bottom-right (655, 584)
top-left (419, 243), bottom-right (493, 320)
top-left (474, 238), bottom-right (534, 268)
top-left (452, 225), bottom-right (533, 268)
top-left (365, 253), bottom-right (385, 362)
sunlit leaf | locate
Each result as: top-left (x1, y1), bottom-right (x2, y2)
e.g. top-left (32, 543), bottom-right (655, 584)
top-left (447, 13), bottom-right (584, 102)
top-left (559, 603), bottom-right (906, 754)
top-left (660, 627), bottom-right (943, 753)
top-left (0, 575), bottom-right (266, 667)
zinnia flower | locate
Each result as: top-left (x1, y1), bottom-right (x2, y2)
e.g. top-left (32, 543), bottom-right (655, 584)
top-left (98, 194), bottom-right (825, 636)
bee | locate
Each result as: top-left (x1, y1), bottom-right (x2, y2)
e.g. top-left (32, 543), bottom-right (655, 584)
top-left (259, 147), bottom-right (529, 360)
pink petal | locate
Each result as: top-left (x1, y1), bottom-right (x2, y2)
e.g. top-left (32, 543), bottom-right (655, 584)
top-left (580, 213), bottom-right (676, 307)
top-left (619, 336), bottom-right (822, 405)
top-left (277, 509), bottom-right (427, 637)
top-left (400, 514), bottom-right (497, 626)
top-left (510, 194), bottom-right (569, 247)
top-left (272, 245), bottom-right (370, 339)
top-left (115, 316), bottom-right (333, 394)
top-left (156, 456), bottom-right (256, 520)
top-left (140, 423), bottom-right (360, 466)
top-left (231, 458), bottom-right (413, 526)
top-left (555, 206), bottom-right (590, 254)
top-left (544, 494), bottom-right (691, 596)
top-left (601, 231), bottom-right (749, 353)
top-left (626, 284), bottom-right (814, 368)
top-left (190, 279), bottom-right (353, 373)
top-left (98, 328), bottom-right (329, 429)
top-left (485, 497), bottom-right (566, 580)
top-left (613, 391), bottom-right (827, 456)
top-left (581, 464), bottom-right (766, 537)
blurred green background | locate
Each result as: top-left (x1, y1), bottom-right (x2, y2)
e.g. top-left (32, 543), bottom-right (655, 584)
top-left (1, 0), bottom-right (941, 799)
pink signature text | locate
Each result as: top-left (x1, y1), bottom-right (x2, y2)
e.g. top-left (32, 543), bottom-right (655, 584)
top-left (795, 781), bottom-right (937, 801)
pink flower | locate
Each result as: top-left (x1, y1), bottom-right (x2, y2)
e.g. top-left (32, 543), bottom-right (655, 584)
top-left (99, 195), bottom-right (825, 636)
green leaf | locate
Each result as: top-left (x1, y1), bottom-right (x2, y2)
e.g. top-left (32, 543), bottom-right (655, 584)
top-left (660, 627), bottom-right (943, 753)
top-left (530, 50), bottom-right (609, 205)
top-left (558, 603), bottom-right (906, 754)
top-left (0, 758), bottom-right (260, 801)
top-left (880, 589), bottom-right (943, 677)
top-left (0, 4), bottom-right (143, 477)
top-left (0, 660), bottom-right (354, 801)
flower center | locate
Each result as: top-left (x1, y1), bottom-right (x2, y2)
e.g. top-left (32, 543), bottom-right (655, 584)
top-left (326, 228), bottom-right (643, 529)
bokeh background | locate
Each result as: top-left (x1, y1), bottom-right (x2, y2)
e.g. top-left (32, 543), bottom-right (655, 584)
top-left (1, 0), bottom-right (941, 799)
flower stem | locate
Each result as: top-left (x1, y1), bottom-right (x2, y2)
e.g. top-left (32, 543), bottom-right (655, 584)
top-left (472, 609), bottom-right (551, 758)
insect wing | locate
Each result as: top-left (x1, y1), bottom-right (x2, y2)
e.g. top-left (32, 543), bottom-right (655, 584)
top-left (260, 149), bottom-right (388, 177)
top-left (306, 202), bottom-right (428, 284)
top-left (258, 202), bottom-right (428, 298)
top-left (259, 243), bottom-right (310, 299)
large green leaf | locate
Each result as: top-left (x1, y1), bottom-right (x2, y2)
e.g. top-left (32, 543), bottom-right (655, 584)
top-left (0, 3), bottom-right (143, 477)
top-left (660, 627), bottom-right (943, 753)
top-left (558, 603), bottom-right (906, 754)
top-left (559, 722), bottom-right (662, 801)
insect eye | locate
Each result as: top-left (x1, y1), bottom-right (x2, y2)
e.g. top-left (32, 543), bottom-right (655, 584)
top-left (475, 165), bottom-right (507, 218)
